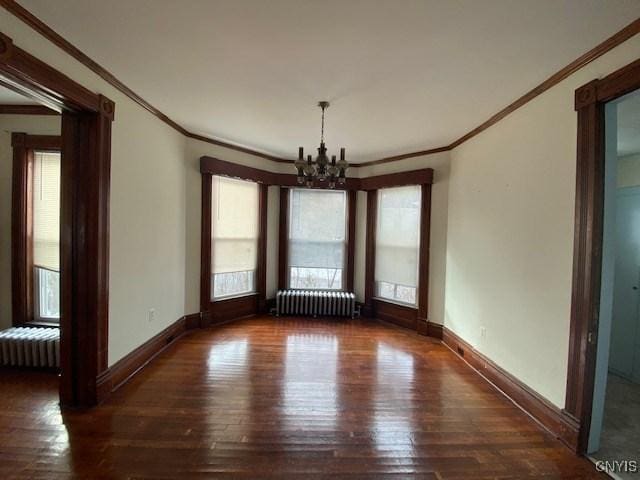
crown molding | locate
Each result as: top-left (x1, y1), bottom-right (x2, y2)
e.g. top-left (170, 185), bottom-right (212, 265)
top-left (3, 0), bottom-right (639, 168)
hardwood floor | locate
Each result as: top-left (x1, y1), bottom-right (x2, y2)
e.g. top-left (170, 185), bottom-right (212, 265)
top-left (0, 317), bottom-right (603, 479)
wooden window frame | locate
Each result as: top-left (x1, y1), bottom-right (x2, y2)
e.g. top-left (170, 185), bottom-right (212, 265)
top-left (200, 171), bottom-right (268, 326)
top-left (566, 57), bottom-right (640, 453)
top-left (0, 31), bottom-right (115, 407)
top-left (11, 133), bottom-right (61, 327)
top-left (362, 173), bottom-right (433, 332)
top-left (279, 187), bottom-right (356, 292)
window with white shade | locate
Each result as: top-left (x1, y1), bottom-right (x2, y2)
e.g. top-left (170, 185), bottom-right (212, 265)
top-left (288, 188), bottom-right (346, 290)
top-left (211, 176), bottom-right (259, 300)
top-left (375, 185), bottom-right (421, 306)
top-left (33, 151), bottom-right (61, 321)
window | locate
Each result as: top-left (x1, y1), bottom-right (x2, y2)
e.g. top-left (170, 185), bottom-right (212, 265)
top-left (33, 151), bottom-right (61, 321)
top-left (375, 185), bottom-right (421, 306)
top-left (211, 176), bottom-right (259, 300)
top-left (288, 188), bottom-right (346, 290)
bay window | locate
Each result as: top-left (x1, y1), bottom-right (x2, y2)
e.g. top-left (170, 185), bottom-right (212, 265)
top-left (211, 176), bottom-right (259, 300)
top-left (374, 185), bottom-right (421, 306)
top-left (288, 188), bottom-right (347, 290)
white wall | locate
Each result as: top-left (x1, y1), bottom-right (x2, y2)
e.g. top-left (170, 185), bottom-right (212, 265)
top-left (0, 114), bottom-right (61, 331)
top-left (445, 34), bottom-right (640, 408)
top-left (0, 11), bottom-right (191, 366)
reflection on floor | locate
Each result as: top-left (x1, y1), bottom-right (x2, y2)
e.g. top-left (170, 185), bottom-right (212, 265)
top-left (0, 317), bottom-right (604, 479)
top-left (593, 373), bottom-right (640, 479)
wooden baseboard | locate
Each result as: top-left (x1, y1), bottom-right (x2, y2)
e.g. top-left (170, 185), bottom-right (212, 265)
top-left (417, 320), bottom-right (444, 340)
top-left (97, 313), bottom-right (201, 402)
top-left (442, 327), bottom-right (579, 451)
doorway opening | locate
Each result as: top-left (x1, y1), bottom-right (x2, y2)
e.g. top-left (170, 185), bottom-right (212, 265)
top-left (587, 89), bottom-right (640, 477)
top-left (0, 31), bottom-right (113, 407)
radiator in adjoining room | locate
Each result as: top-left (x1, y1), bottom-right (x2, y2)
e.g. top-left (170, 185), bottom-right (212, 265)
top-left (276, 290), bottom-right (356, 317)
top-left (0, 327), bottom-right (60, 368)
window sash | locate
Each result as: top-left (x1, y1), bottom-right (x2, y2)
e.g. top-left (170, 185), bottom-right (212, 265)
top-left (375, 185), bottom-right (421, 305)
top-left (287, 189), bottom-right (347, 290)
top-left (211, 176), bottom-right (259, 300)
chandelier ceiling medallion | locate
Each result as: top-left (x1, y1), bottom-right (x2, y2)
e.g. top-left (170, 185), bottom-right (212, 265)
top-left (295, 101), bottom-right (348, 188)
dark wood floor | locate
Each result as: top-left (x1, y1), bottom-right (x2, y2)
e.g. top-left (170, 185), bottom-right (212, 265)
top-left (0, 317), bottom-right (603, 479)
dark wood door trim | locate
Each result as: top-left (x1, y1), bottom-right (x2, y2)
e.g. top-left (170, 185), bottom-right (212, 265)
top-left (0, 104), bottom-right (59, 115)
top-left (566, 57), bottom-right (640, 454)
top-left (0, 31), bottom-right (114, 408)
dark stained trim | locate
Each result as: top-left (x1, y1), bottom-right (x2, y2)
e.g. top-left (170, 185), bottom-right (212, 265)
top-left (10, 133), bottom-right (35, 327)
top-left (443, 327), bottom-right (579, 451)
top-left (416, 320), bottom-right (443, 340)
top-left (278, 187), bottom-right (289, 291)
top-left (565, 56), bottom-right (640, 454)
top-left (0, 30), bottom-right (114, 408)
top-left (256, 184), bottom-right (268, 313)
top-left (417, 183), bottom-right (432, 327)
top-left (355, 146), bottom-right (450, 168)
top-left (4, 1), bottom-right (638, 168)
top-left (0, 104), bottom-right (59, 115)
top-left (11, 133), bottom-right (62, 328)
top-left (200, 174), bottom-right (212, 314)
top-left (199, 173), bottom-right (269, 325)
top-left (359, 168), bottom-right (434, 190)
top-left (97, 314), bottom-right (197, 399)
top-left (200, 156), bottom-right (361, 190)
top-left (373, 299), bottom-right (417, 331)
top-left (346, 190), bottom-right (357, 292)
top-left (363, 190), bottom-right (377, 317)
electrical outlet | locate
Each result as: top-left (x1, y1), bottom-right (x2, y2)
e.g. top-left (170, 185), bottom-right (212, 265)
top-left (480, 326), bottom-right (487, 339)
top-left (148, 308), bottom-right (156, 323)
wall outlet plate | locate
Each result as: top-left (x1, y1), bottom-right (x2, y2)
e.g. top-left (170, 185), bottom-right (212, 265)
top-left (148, 308), bottom-right (156, 323)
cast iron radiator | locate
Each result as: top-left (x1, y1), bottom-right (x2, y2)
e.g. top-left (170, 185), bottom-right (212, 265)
top-left (0, 327), bottom-right (60, 368)
top-left (276, 290), bottom-right (356, 317)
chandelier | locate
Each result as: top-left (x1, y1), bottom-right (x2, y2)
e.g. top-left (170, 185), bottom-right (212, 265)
top-left (295, 101), bottom-right (348, 188)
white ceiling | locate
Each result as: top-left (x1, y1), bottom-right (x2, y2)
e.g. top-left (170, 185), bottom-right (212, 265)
top-left (17, 0), bottom-right (640, 163)
top-left (0, 84), bottom-right (38, 104)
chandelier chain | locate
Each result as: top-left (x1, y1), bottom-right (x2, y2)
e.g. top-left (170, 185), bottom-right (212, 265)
top-left (320, 104), bottom-right (325, 143)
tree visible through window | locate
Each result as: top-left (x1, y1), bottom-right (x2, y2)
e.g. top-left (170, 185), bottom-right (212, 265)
top-left (288, 189), bottom-right (346, 290)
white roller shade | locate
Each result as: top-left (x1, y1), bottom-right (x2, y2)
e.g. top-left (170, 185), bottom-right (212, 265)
top-left (288, 189), bottom-right (346, 270)
top-left (211, 176), bottom-right (259, 274)
top-left (33, 151), bottom-right (61, 271)
top-left (375, 185), bottom-right (421, 287)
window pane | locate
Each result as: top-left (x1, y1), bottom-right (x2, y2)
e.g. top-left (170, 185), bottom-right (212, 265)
top-left (35, 266), bottom-right (60, 320)
top-left (33, 151), bottom-right (61, 320)
top-left (289, 267), bottom-right (343, 290)
top-left (211, 176), bottom-right (259, 299)
top-left (33, 151), bottom-right (61, 272)
top-left (375, 185), bottom-right (421, 305)
top-left (288, 189), bottom-right (347, 290)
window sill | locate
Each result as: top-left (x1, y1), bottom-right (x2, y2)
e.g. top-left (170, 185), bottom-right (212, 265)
top-left (373, 297), bottom-right (417, 310)
top-left (211, 292), bottom-right (258, 303)
top-left (22, 321), bottom-right (60, 328)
